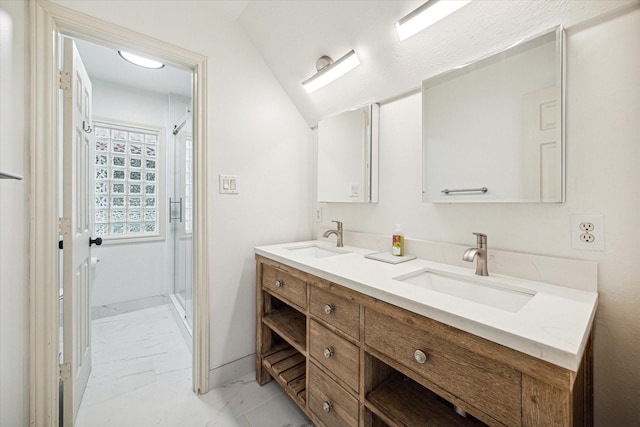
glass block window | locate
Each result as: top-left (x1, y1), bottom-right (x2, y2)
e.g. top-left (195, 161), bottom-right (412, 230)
top-left (93, 122), bottom-right (161, 239)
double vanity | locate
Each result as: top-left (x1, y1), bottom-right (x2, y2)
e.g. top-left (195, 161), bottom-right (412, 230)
top-left (255, 239), bottom-right (597, 426)
top-left (258, 22), bottom-right (588, 427)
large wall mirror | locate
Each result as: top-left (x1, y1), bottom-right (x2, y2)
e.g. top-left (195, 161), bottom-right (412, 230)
top-left (422, 26), bottom-right (565, 203)
top-left (318, 103), bottom-right (379, 203)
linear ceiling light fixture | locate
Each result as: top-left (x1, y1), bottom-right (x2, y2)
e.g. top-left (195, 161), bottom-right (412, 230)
top-left (302, 50), bottom-right (360, 93)
top-left (395, 0), bottom-right (472, 41)
top-left (118, 51), bottom-right (165, 69)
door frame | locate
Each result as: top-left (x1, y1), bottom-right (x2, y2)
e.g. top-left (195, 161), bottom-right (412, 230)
top-left (29, 1), bottom-right (210, 424)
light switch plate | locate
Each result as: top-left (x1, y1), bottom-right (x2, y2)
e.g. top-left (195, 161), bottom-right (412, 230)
top-left (219, 174), bottom-right (239, 194)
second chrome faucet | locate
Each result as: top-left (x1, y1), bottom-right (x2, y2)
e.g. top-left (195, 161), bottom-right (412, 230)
top-left (323, 220), bottom-right (344, 247)
top-left (463, 232), bottom-right (488, 276)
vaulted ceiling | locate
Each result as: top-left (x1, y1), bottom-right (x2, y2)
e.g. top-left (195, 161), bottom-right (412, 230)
top-left (237, 0), bottom-right (634, 126)
top-left (75, 0), bottom-right (635, 127)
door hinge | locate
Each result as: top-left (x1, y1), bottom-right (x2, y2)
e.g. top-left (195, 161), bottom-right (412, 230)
top-left (59, 362), bottom-right (71, 381)
top-left (59, 217), bottom-right (71, 235)
top-left (58, 71), bottom-right (71, 90)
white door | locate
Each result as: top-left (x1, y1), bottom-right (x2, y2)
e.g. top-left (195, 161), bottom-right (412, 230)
top-left (523, 86), bottom-right (561, 202)
top-left (61, 37), bottom-right (94, 426)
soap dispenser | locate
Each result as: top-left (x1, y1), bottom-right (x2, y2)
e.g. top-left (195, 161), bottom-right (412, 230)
top-left (392, 224), bottom-right (405, 256)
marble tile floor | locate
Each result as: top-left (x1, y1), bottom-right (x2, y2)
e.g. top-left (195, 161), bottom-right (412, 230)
top-left (75, 304), bottom-right (312, 427)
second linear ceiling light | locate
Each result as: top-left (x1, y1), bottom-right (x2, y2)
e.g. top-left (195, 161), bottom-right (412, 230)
top-left (395, 0), bottom-right (472, 41)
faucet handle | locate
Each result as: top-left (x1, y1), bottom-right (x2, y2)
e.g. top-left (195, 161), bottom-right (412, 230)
top-left (331, 220), bottom-right (343, 230)
top-left (472, 232), bottom-right (487, 247)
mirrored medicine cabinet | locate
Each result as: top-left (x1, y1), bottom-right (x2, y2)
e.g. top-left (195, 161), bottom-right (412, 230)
top-left (317, 103), bottom-right (379, 203)
top-left (422, 26), bottom-right (565, 203)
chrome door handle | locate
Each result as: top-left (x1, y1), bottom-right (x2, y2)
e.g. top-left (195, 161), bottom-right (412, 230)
top-left (169, 197), bottom-right (183, 223)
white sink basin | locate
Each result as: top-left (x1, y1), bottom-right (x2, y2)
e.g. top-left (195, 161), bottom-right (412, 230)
top-left (285, 244), bottom-right (349, 258)
top-left (394, 269), bottom-right (536, 312)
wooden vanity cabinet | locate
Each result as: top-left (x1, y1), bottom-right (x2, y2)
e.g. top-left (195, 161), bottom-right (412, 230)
top-left (256, 255), bottom-right (593, 427)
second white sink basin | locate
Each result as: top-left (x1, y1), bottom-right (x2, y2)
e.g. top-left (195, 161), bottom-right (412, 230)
top-left (285, 244), bottom-right (349, 258)
top-left (394, 269), bottom-right (536, 312)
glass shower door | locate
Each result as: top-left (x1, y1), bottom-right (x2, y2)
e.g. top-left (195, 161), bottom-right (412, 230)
top-left (171, 112), bottom-right (193, 330)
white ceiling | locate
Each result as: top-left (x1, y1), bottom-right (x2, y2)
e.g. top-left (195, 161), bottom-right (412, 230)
top-left (238, 0), bottom-right (635, 126)
top-left (74, 38), bottom-right (192, 97)
top-left (72, 1), bottom-right (635, 126)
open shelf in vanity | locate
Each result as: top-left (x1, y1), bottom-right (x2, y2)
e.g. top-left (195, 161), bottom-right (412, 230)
top-left (262, 342), bottom-right (307, 406)
top-left (259, 290), bottom-right (308, 406)
top-left (255, 254), bottom-right (593, 427)
top-left (365, 354), bottom-right (486, 427)
top-left (262, 302), bottom-right (307, 355)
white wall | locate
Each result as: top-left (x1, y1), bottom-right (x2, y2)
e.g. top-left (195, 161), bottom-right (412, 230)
top-left (89, 78), bottom-right (181, 308)
top-left (0, 1), bottom-right (29, 426)
top-left (316, 8), bottom-right (640, 425)
top-left (51, 0), bottom-right (314, 380)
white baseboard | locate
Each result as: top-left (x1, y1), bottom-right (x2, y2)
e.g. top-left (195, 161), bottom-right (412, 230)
top-left (91, 295), bottom-right (169, 320)
top-left (208, 353), bottom-right (255, 389)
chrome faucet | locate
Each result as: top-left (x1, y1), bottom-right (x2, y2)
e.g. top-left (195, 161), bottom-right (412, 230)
top-left (462, 232), bottom-right (488, 276)
top-left (322, 220), bottom-right (343, 247)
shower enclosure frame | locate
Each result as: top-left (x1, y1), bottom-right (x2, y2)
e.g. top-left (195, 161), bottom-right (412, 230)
top-left (171, 110), bottom-right (194, 335)
top-left (29, 1), bottom-right (210, 424)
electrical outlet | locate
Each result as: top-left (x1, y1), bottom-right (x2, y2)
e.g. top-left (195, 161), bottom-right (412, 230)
top-left (579, 222), bottom-right (595, 232)
top-left (314, 206), bottom-right (322, 223)
top-left (571, 215), bottom-right (604, 251)
top-left (580, 233), bottom-right (595, 243)
top-left (349, 182), bottom-right (359, 197)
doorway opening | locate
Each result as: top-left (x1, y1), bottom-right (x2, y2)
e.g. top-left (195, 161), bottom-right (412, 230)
top-left (57, 35), bottom-right (196, 424)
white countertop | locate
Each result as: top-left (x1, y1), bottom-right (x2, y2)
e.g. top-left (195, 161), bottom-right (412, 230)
top-left (255, 240), bottom-right (598, 372)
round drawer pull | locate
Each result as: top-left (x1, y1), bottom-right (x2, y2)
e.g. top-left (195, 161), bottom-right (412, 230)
top-left (323, 347), bottom-right (334, 359)
top-left (414, 349), bottom-right (428, 364)
top-left (322, 401), bottom-right (332, 413)
top-left (324, 304), bottom-right (334, 314)
top-left (275, 280), bottom-right (283, 288)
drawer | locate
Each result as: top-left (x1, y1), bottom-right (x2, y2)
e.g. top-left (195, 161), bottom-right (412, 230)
top-left (309, 319), bottom-right (359, 393)
top-left (365, 308), bottom-right (521, 426)
top-left (309, 285), bottom-right (359, 339)
top-left (308, 362), bottom-right (359, 427)
top-left (262, 265), bottom-right (307, 309)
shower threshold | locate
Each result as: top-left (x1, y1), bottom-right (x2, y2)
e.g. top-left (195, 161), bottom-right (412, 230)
top-left (169, 294), bottom-right (193, 352)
